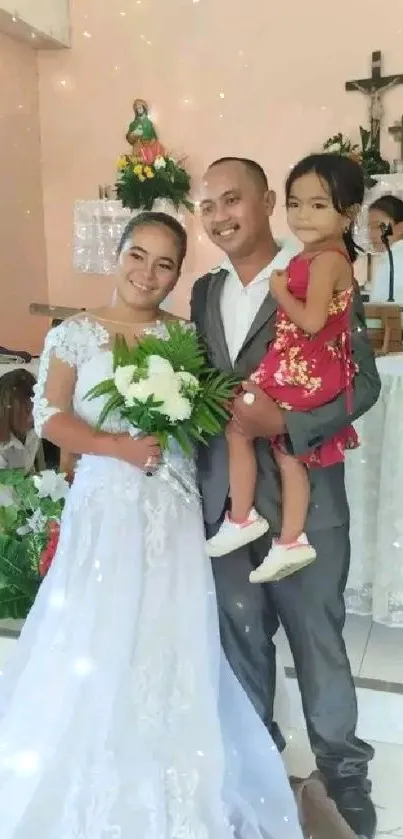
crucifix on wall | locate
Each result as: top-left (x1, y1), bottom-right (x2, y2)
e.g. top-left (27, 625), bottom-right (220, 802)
top-left (388, 115), bottom-right (403, 161)
top-left (346, 51), bottom-right (403, 151)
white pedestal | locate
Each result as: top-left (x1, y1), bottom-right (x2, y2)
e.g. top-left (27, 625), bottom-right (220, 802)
top-left (73, 199), bottom-right (185, 275)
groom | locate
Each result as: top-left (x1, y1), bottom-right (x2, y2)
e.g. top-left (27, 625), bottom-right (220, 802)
top-left (191, 157), bottom-right (380, 839)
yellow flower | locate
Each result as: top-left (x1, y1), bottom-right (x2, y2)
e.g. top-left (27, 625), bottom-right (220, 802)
top-left (144, 166), bottom-right (155, 179)
top-left (116, 155), bottom-right (127, 170)
top-left (138, 174), bottom-right (145, 182)
top-left (133, 163), bottom-right (143, 176)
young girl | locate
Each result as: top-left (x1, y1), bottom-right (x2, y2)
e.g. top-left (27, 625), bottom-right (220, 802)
top-left (0, 369), bottom-right (43, 472)
top-left (207, 153), bottom-right (364, 584)
top-left (368, 194), bottom-right (403, 304)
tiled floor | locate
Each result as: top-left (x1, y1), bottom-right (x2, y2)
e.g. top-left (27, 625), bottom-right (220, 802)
top-left (277, 615), bottom-right (403, 838)
top-left (276, 613), bottom-right (403, 685)
top-left (1, 616), bottom-right (403, 837)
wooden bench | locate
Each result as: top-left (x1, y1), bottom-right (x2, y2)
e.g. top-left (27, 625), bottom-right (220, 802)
top-left (363, 303), bottom-right (403, 356)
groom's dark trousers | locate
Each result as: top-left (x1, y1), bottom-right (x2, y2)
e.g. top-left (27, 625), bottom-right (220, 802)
top-left (191, 269), bottom-right (380, 788)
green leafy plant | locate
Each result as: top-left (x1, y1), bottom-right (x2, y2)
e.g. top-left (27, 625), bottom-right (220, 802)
top-left (323, 128), bottom-right (390, 188)
top-left (0, 470), bottom-right (68, 620)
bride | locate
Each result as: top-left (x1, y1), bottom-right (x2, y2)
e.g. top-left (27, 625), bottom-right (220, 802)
top-left (0, 212), bottom-right (302, 838)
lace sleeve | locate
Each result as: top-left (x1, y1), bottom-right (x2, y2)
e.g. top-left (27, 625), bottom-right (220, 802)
top-left (32, 321), bottom-right (79, 437)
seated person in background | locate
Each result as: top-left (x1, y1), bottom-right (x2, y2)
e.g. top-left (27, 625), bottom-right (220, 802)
top-left (0, 369), bottom-right (44, 472)
top-left (368, 195), bottom-right (403, 304)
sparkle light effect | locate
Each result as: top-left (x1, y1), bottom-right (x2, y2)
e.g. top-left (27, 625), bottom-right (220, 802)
top-left (12, 750), bottom-right (41, 777)
top-left (73, 656), bottom-right (94, 677)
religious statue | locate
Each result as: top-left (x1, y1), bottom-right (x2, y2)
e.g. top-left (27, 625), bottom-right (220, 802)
top-left (126, 99), bottom-right (158, 154)
top-left (349, 79), bottom-right (400, 149)
top-left (345, 51), bottom-right (403, 151)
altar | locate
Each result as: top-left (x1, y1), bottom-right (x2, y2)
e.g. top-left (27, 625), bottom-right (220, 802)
top-left (345, 354), bottom-right (403, 627)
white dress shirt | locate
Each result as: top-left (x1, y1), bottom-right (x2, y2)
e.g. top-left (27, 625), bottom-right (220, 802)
top-left (370, 239), bottom-right (403, 305)
top-left (0, 429), bottom-right (40, 472)
top-left (216, 240), bottom-right (300, 363)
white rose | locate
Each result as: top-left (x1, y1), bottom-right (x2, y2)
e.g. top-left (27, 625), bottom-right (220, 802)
top-left (147, 355), bottom-right (174, 377)
top-left (124, 372), bottom-right (177, 406)
top-left (154, 155), bottom-right (166, 170)
top-left (33, 470), bottom-right (69, 502)
top-left (175, 371), bottom-right (199, 391)
top-left (114, 365), bottom-right (136, 397)
top-left (326, 142), bottom-right (341, 153)
top-left (160, 394), bottom-right (192, 422)
top-left (124, 378), bottom-right (154, 405)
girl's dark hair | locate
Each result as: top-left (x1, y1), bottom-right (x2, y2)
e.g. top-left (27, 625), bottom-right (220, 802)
top-left (285, 153), bottom-right (365, 262)
top-left (117, 211), bottom-right (187, 269)
top-left (0, 369), bottom-right (36, 442)
top-left (369, 194), bottom-right (403, 224)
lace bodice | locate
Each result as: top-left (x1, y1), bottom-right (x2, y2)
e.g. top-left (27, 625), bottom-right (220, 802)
top-left (32, 315), bottom-right (188, 438)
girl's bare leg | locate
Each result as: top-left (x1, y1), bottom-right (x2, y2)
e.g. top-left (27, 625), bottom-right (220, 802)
top-left (273, 448), bottom-right (310, 543)
top-left (226, 421), bottom-right (257, 522)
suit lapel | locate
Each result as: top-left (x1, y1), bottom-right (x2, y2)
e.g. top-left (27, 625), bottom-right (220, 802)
top-left (236, 292), bottom-right (277, 361)
top-left (204, 269), bottom-right (232, 371)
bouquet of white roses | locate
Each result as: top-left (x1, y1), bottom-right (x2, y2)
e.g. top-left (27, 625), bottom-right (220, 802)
top-left (0, 469), bottom-right (69, 619)
top-left (87, 321), bottom-right (238, 454)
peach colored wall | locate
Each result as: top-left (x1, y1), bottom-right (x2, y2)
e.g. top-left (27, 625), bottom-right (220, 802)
top-left (0, 31), bottom-right (48, 352)
top-left (0, 0), bottom-right (70, 45)
top-left (38, 0), bottom-right (403, 316)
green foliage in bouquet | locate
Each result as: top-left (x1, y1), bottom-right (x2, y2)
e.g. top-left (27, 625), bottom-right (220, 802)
top-left (0, 470), bottom-right (67, 620)
top-left (115, 152), bottom-right (193, 212)
top-left (87, 321), bottom-right (239, 454)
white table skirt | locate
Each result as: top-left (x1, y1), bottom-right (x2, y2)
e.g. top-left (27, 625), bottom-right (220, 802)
top-left (345, 355), bottom-right (403, 627)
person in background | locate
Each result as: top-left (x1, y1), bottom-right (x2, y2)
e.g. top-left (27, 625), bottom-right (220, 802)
top-left (0, 369), bottom-right (44, 472)
top-left (368, 194), bottom-right (403, 304)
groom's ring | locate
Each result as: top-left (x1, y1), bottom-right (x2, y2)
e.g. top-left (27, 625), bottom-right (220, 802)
top-left (243, 392), bottom-right (256, 406)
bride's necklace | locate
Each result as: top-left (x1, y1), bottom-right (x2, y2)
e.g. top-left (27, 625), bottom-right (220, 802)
top-left (95, 313), bottom-right (167, 340)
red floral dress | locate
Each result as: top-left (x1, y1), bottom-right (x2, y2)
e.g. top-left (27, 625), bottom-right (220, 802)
top-left (252, 250), bottom-right (359, 467)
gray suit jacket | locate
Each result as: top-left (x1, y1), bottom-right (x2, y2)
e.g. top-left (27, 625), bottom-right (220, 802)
top-left (190, 268), bottom-right (381, 532)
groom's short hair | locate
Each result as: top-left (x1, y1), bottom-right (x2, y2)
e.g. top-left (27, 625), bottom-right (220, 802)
top-left (208, 157), bottom-right (268, 192)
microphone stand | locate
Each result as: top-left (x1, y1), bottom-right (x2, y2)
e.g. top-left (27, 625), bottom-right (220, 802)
top-left (380, 222), bottom-right (394, 302)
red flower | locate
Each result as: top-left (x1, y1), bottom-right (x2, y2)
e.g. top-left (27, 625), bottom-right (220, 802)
top-left (38, 521), bottom-right (60, 578)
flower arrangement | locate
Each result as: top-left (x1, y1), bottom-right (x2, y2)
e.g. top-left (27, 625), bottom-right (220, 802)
top-left (115, 142), bottom-right (193, 212)
top-left (87, 322), bottom-right (238, 454)
top-left (0, 470), bottom-right (69, 620)
top-left (323, 128), bottom-right (390, 187)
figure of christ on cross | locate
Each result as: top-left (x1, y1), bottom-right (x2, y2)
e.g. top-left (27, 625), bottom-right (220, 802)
top-left (346, 51), bottom-right (403, 150)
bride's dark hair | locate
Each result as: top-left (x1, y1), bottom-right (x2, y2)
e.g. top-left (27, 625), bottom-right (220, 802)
top-left (117, 212), bottom-right (188, 269)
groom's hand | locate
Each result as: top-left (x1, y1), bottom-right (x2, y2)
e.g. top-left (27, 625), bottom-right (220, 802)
top-left (231, 382), bottom-right (285, 438)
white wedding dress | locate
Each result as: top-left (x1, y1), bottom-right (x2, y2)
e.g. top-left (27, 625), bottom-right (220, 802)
top-left (0, 316), bottom-right (302, 839)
